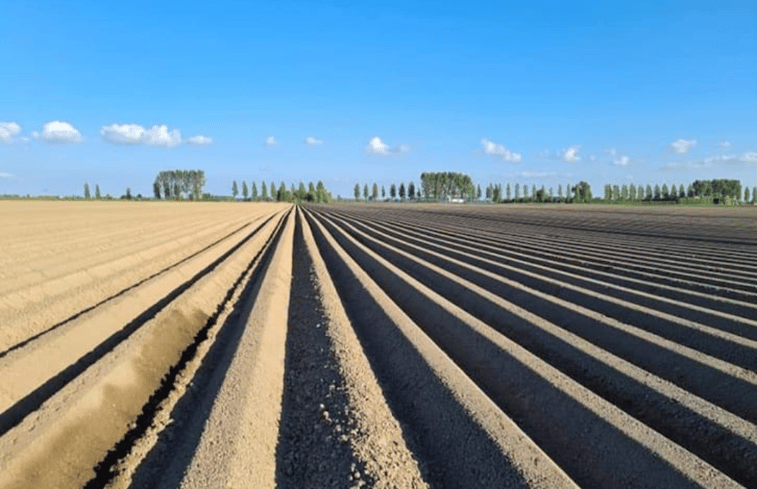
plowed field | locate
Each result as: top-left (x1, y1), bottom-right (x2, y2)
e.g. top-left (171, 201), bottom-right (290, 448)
top-left (1, 201), bottom-right (756, 488)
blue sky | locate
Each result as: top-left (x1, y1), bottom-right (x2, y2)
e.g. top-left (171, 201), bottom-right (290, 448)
top-left (1, 0), bottom-right (756, 198)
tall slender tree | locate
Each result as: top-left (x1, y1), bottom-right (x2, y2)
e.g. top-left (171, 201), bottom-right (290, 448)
top-left (252, 182), bottom-right (258, 201)
top-left (381, 186), bottom-right (386, 199)
top-left (506, 183), bottom-right (512, 201)
top-left (354, 183), bottom-right (361, 201)
top-left (363, 184), bottom-right (369, 200)
top-left (409, 181), bottom-right (416, 200)
top-left (95, 184), bottom-right (101, 199)
top-left (232, 180), bottom-right (239, 199)
top-left (372, 183), bottom-right (378, 200)
top-left (399, 183), bottom-right (406, 200)
top-left (242, 181), bottom-right (249, 200)
top-left (262, 181), bottom-right (268, 201)
top-left (390, 183), bottom-right (397, 199)
top-left (84, 183), bottom-right (91, 199)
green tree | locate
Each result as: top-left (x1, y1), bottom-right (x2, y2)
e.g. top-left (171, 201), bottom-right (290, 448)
top-left (399, 183), bottom-right (406, 200)
top-left (506, 183), bottom-right (511, 201)
top-left (390, 183), bottom-right (397, 199)
top-left (661, 183), bottom-right (669, 199)
top-left (84, 183), bottom-right (91, 199)
top-left (679, 184), bottom-right (685, 198)
top-left (278, 181), bottom-right (287, 201)
top-left (654, 184), bottom-right (661, 200)
top-left (476, 184), bottom-right (482, 200)
top-left (629, 183), bottom-right (637, 201)
top-left (262, 181), bottom-right (269, 201)
top-left (95, 184), bottom-right (101, 199)
top-left (621, 184), bottom-right (629, 201)
top-left (153, 181), bottom-right (161, 199)
top-left (514, 183), bottom-right (520, 200)
top-left (753, 186), bottom-right (756, 203)
top-left (572, 181), bottom-right (592, 203)
top-left (252, 182), bottom-right (258, 200)
top-left (372, 183), bottom-right (378, 200)
top-left (232, 180), bottom-right (239, 199)
top-left (558, 184), bottom-right (563, 200)
top-left (492, 184), bottom-right (501, 203)
top-left (744, 187), bottom-right (751, 203)
top-left (363, 184), bottom-right (369, 200)
top-left (125, 187), bottom-right (132, 200)
top-left (242, 181), bottom-right (249, 200)
top-left (523, 184), bottom-right (529, 200)
top-left (381, 186), bottom-right (386, 199)
top-left (409, 181), bottom-right (416, 199)
top-left (354, 183), bottom-right (361, 201)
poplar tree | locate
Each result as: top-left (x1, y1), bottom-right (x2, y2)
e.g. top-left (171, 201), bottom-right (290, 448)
top-left (84, 183), bottom-right (91, 199)
top-left (354, 183), bottom-right (360, 200)
top-left (232, 180), bottom-right (239, 199)
top-left (242, 181), bottom-right (249, 200)
top-left (252, 182), bottom-right (258, 200)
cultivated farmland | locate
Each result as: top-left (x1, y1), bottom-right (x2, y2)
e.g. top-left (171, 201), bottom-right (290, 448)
top-left (0, 201), bottom-right (756, 488)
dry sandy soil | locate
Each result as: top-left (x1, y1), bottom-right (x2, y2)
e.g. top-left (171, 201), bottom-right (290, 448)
top-left (0, 201), bottom-right (755, 488)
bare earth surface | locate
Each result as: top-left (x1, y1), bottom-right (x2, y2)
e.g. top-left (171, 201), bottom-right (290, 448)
top-left (0, 201), bottom-right (756, 488)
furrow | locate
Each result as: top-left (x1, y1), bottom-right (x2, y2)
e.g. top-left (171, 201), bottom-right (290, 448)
top-left (0, 208), bottom-right (288, 489)
top-left (307, 208), bottom-right (743, 489)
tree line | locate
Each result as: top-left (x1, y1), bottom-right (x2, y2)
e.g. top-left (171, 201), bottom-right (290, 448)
top-left (601, 179), bottom-right (749, 204)
top-left (353, 181), bottom-right (419, 201)
top-left (231, 180), bottom-right (332, 203)
top-left (153, 170), bottom-right (206, 200)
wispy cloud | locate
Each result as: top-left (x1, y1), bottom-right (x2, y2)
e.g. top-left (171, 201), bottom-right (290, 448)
top-left (558, 145), bottom-right (581, 162)
top-left (517, 171), bottom-right (559, 178)
top-left (35, 121), bottom-right (83, 143)
top-left (0, 172), bottom-right (12, 178)
top-left (719, 141), bottom-right (732, 148)
top-left (0, 122), bottom-right (21, 143)
top-left (480, 138), bottom-right (521, 162)
top-left (266, 136), bottom-right (277, 147)
top-left (304, 136), bottom-right (322, 145)
top-left (187, 135), bottom-right (213, 145)
top-left (366, 136), bottom-right (410, 156)
top-left (671, 138), bottom-right (696, 154)
top-left (662, 152), bottom-right (757, 170)
top-left (607, 148), bottom-right (630, 166)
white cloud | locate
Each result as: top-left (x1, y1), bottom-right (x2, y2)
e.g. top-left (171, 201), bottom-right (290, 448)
top-left (0, 172), bottom-right (12, 178)
top-left (741, 152), bottom-right (757, 162)
top-left (366, 136), bottom-right (410, 156)
top-left (0, 122), bottom-right (21, 143)
top-left (719, 141), bottom-right (732, 148)
top-left (266, 136), bottom-right (277, 147)
top-left (101, 123), bottom-right (146, 145)
top-left (37, 121), bottom-right (83, 143)
top-left (671, 138), bottom-right (696, 154)
top-left (607, 148), bottom-right (630, 166)
top-left (304, 136), bottom-right (322, 145)
top-left (187, 135), bottom-right (213, 145)
top-left (480, 138), bottom-right (522, 162)
top-left (558, 145), bottom-right (581, 162)
top-left (144, 125), bottom-right (181, 147)
top-left (613, 155), bottom-right (631, 166)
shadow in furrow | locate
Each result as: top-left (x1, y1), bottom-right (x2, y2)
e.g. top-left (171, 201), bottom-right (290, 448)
top-left (305, 211), bottom-right (538, 489)
top-left (274, 213), bottom-right (369, 488)
top-left (310, 210), bottom-right (707, 489)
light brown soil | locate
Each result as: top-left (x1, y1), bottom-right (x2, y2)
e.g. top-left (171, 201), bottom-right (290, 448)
top-left (0, 201), bottom-right (755, 488)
